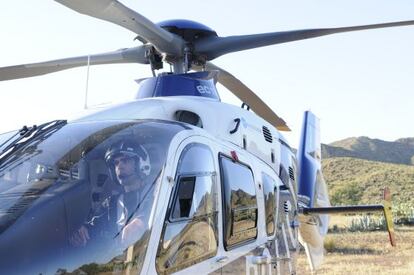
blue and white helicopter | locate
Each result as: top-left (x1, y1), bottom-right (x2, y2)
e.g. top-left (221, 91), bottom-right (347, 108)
top-left (0, 1), bottom-right (407, 274)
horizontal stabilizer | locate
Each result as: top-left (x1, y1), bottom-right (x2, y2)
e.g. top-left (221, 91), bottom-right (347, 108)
top-left (300, 187), bottom-right (396, 247)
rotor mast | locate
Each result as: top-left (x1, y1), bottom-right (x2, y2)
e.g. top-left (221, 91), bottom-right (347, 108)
top-left (2, 0), bottom-right (414, 131)
top-left (155, 19), bottom-right (217, 74)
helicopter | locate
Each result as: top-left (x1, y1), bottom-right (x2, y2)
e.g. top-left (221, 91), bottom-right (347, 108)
top-left (0, 1), bottom-right (411, 274)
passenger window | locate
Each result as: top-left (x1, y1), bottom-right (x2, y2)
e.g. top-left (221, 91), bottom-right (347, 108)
top-left (156, 143), bottom-right (218, 274)
top-left (262, 173), bottom-right (277, 236)
top-left (220, 155), bottom-right (257, 249)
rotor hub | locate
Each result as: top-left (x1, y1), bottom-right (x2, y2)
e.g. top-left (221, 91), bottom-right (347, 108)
top-left (157, 19), bottom-right (217, 42)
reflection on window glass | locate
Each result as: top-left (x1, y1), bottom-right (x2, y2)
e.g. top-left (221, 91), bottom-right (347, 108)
top-left (305, 121), bottom-right (321, 160)
top-left (0, 130), bottom-right (18, 152)
top-left (192, 176), bottom-right (216, 217)
top-left (262, 173), bottom-right (276, 236)
top-left (157, 143), bottom-right (218, 274)
top-left (220, 156), bottom-right (257, 249)
top-left (177, 143), bottom-right (215, 174)
top-left (290, 159), bottom-right (298, 193)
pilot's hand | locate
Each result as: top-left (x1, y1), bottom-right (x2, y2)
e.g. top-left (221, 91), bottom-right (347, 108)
top-left (121, 217), bottom-right (144, 243)
top-left (70, 225), bottom-right (90, 247)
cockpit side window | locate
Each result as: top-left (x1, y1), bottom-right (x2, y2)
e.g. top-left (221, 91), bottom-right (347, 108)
top-left (156, 143), bottom-right (218, 274)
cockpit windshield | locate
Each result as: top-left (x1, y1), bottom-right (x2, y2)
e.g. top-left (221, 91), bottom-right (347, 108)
top-left (0, 120), bottom-right (186, 275)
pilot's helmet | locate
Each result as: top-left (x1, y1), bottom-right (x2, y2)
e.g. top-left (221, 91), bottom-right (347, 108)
top-left (105, 139), bottom-right (151, 182)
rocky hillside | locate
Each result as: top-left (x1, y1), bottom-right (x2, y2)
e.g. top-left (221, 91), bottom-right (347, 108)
top-left (322, 136), bottom-right (414, 165)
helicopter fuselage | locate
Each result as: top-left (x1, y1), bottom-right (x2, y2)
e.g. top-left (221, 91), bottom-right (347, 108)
top-left (0, 91), bottom-right (301, 274)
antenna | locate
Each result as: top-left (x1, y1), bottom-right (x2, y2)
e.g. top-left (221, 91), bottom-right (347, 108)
top-left (84, 55), bottom-right (91, 109)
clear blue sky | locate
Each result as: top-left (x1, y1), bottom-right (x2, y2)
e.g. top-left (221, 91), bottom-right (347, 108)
top-left (1, 0), bottom-right (413, 147)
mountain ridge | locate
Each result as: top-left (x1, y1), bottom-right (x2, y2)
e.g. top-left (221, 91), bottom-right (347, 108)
top-left (322, 136), bottom-right (414, 165)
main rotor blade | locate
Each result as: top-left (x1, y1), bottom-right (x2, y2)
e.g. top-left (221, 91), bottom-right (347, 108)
top-left (198, 62), bottom-right (290, 131)
top-left (195, 20), bottom-right (414, 60)
top-left (0, 46), bottom-right (148, 81)
top-left (55, 0), bottom-right (184, 56)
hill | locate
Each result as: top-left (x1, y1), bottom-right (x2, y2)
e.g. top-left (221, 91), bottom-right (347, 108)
top-left (395, 137), bottom-right (414, 146)
top-left (321, 136), bottom-right (414, 165)
top-left (322, 157), bottom-right (414, 205)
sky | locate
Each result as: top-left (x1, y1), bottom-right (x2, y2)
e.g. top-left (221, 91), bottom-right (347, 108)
top-left (1, 0), bottom-right (414, 147)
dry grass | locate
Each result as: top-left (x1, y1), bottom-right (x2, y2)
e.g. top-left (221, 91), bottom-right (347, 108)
top-left (297, 217), bottom-right (414, 275)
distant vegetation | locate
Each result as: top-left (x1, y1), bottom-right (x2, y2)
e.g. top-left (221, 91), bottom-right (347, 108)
top-left (321, 136), bottom-right (414, 207)
top-left (322, 157), bottom-right (414, 206)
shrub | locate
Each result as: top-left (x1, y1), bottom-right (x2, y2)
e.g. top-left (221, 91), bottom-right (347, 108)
top-left (393, 202), bottom-right (414, 225)
top-left (324, 237), bottom-right (336, 252)
top-left (348, 215), bottom-right (386, 232)
top-left (330, 182), bottom-right (363, 205)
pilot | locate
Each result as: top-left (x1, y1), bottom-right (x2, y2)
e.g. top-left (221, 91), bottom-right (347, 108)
top-left (70, 139), bottom-right (151, 247)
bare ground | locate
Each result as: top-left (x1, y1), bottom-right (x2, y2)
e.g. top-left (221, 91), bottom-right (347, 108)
top-left (297, 226), bottom-right (414, 275)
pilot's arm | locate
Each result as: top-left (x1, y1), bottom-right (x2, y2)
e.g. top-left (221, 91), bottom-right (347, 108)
top-left (69, 192), bottom-right (116, 247)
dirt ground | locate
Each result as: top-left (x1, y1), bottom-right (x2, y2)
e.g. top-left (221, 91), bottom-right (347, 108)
top-left (297, 226), bottom-right (414, 275)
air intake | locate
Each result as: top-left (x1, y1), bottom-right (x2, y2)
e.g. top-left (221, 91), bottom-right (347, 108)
top-left (175, 110), bottom-right (203, 128)
top-left (262, 126), bottom-right (273, 143)
top-left (289, 166), bottom-right (295, 181)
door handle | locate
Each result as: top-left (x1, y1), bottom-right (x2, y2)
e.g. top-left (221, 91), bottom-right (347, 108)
top-left (230, 118), bottom-right (240, 134)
